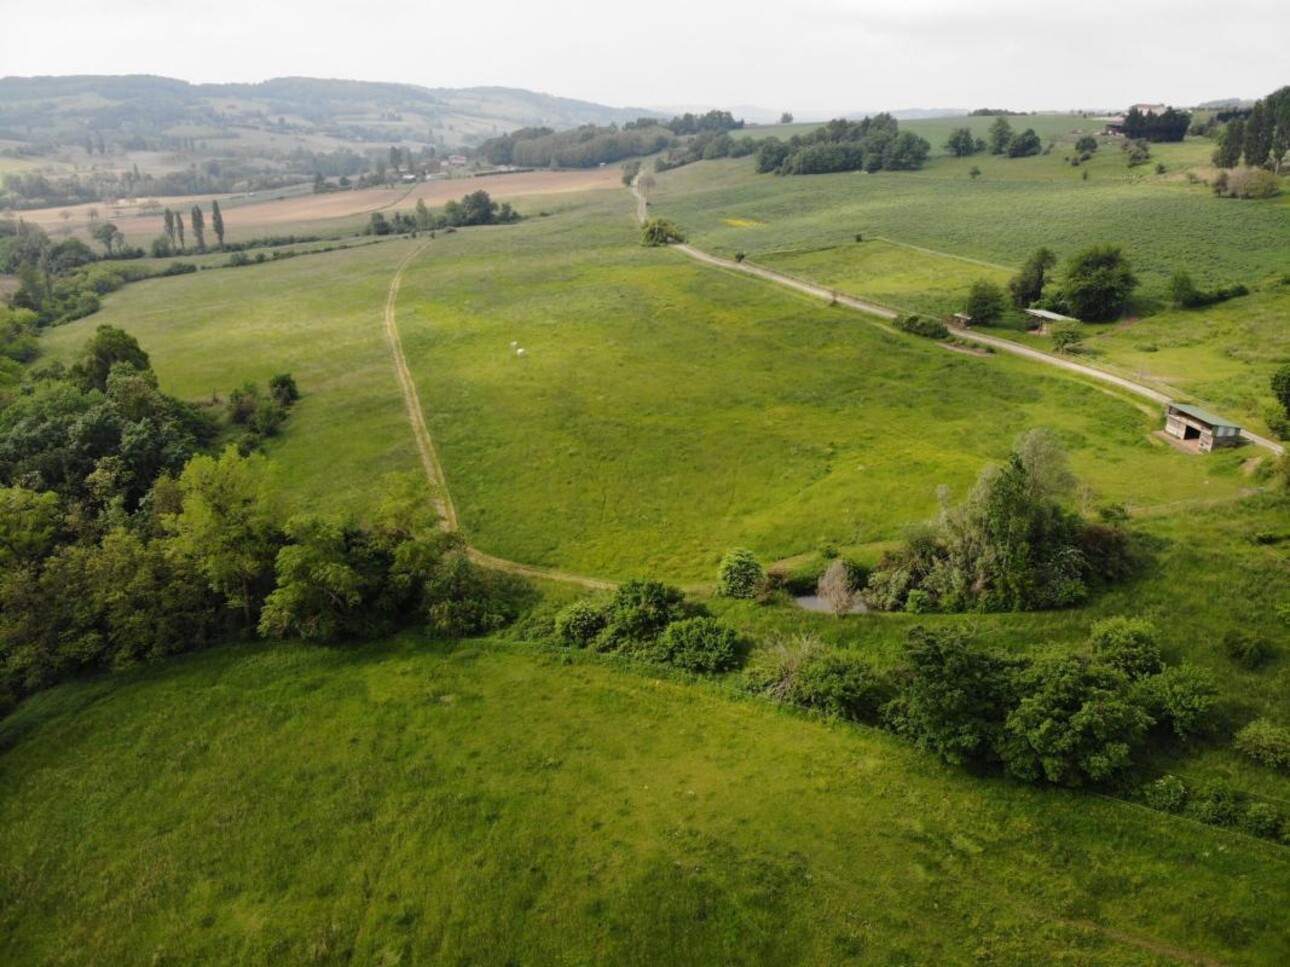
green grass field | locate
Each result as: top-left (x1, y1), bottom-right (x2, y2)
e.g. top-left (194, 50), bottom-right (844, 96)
top-left (393, 193), bottom-right (1247, 581)
top-left (645, 138), bottom-right (1290, 425)
top-left (41, 189), bottom-right (1254, 583)
top-left (4, 635), bottom-right (1289, 966)
top-left (40, 241), bottom-right (424, 516)
top-left (648, 154), bottom-right (1290, 291)
top-left (10, 121), bottom-right (1290, 967)
top-left (757, 237), bottom-right (1014, 317)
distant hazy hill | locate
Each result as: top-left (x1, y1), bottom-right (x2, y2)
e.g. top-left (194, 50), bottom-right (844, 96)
top-left (0, 74), bottom-right (649, 149)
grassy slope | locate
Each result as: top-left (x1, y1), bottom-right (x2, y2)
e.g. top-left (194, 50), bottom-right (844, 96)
top-left (3, 637), bottom-right (1289, 966)
top-left (41, 188), bottom-right (1252, 581)
top-left (39, 241), bottom-right (422, 516)
top-left (645, 141), bottom-right (1290, 423)
top-left (397, 192), bottom-right (1245, 581)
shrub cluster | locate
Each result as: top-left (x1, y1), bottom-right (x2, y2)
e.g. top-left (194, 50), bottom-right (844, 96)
top-left (225, 373), bottom-right (300, 449)
top-left (1233, 719), bottom-right (1290, 770)
top-left (745, 618), bottom-right (1210, 789)
top-left (1139, 775), bottom-right (1286, 843)
top-left (1166, 271), bottom-right (1249, 309)
top-left (745, 636), bottom-right (890, 721)
top-left (868, 430), bottom-right (1132, 613)
top-left (892, 314), bottom-right (949, 340)
top-left (553, 580), bottom-right (740, 673)
top-left (1210, 167), bottom-right (1282, 199)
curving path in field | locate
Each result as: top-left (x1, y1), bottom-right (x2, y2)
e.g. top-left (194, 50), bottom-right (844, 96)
top-left (381, 241), bottom-right (616, 590)
top-left (631, 180), bottom-right (1285, 457)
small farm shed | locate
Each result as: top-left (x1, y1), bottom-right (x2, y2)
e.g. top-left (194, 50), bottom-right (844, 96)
top-left (950, 312), bottom-right (973, 328)
top-left (1164, 402), bottom-right (1242, 452)
top-left (1024, 308), bottom-right (1078, 334)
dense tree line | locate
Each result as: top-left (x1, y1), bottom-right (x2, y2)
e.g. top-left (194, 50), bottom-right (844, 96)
top-left (0, 327), bottom-right (525, 714)
top-left (1, 166), bottom-right (305, 211)
top-left (755, 115), bottom-right (931, 175)
top-left (3, 220), bottom-right (197, 326)
top-left (479, 123), bottom-right (675, 168)
top-left (1122, 106), bottom-right (1191, 142)
top-left (367, 190), bottom-right (519, 235)
top-left (652, 130), bottom-right (760, 171)
top-left (867, 430), bottom-right (1131, 613)
top-left (1212, 86), bottom-right (1290, 171)
top-left (664, 110), bottom-right (744, 135)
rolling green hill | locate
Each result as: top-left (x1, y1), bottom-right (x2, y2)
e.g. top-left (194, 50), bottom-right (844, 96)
top-left (4, 636), bottom-right (1289, 966)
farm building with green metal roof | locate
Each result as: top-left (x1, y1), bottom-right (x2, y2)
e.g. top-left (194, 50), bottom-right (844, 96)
top-left (1164, 402), bottom-right (1242, 452)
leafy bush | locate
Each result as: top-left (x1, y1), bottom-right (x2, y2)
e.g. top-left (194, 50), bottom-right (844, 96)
top-left (1141, 774), bottom-right (1188, 812)
top-left (595, 579), bottom-right (686, 650)
top-left (791, 650), bottom-right (889, 721)
top-left (1186, 780), bottom-right (1241, 827)
top-left (424, 555), bottom-right (527, 637)
top-left (716, 548), bottom-right (763, 599)
top-left (641, 218), bottom-right (686, 246)
top-left (1060, 245), bottom-right (1137, 322)
top-left (269, 373), bottom-right (300, 407)
top-left (655, 617), bottom-right (740, 672)
top-left (1140, 663), bottom-right (1217, 740)
top-left (1089, 617), bottom-right (1162, 679)
top-left (554, 600), bottom-right (605, 648)
top-left (893, 314), bottom-right (949, 339)
top-left (1233, 719), bottom-right (1290, 770)
top-left (887, 626), bottom-right (1022, 766)
top-left (1050, 322), bottom-right (1084, 353)
top-left (963, 280), bottom-right (1006, 324)
top-left (999, 656), bottom-right (1152, 786)
top-left (1239, 802), bottom-right (1283, 839)
top-left (1223, 630), bottom-right (1276, 669)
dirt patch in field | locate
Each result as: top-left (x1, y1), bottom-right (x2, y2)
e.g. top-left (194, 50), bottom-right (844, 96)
top-left (722, 217), bottom-right (765, 227)
top-left (11, 168), bottom-right (623, 240)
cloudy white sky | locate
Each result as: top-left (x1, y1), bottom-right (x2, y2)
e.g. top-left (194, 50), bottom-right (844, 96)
top-left (7, 0), bottom-right (1287, 113)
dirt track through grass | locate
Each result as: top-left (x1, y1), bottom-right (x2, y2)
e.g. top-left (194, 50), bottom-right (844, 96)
top-left (381, 242), bottom-right (615, 590)
top-left (630, 179), bottom-right (1285, 458)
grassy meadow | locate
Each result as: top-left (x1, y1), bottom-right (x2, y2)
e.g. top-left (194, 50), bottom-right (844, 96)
top-left (644, 131), bottom-right (1290, 426)
top-left (39, 240), bottom-right (424, 516)
top-left (9, 128), bottom-right (1290, 967)
top-left (4, 636), bottom-right (1290, 966)
top-left (38, 185), bottom-right (1259, 582)
top-left (392, 192), bottom-right (1247, 581)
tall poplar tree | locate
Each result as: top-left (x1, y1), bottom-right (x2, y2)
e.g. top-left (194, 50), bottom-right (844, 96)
top-left (210, 199), bottom-right (225, 248)
top-left (190, 205), bottom-right (206, 251)
top-left (163, 208), bottom-right (176, 245)
top-left (175, 211), bottom-right (185, 250)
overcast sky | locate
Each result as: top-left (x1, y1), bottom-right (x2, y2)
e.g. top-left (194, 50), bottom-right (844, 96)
top-left (7, 0), bottom-right (1287, 113)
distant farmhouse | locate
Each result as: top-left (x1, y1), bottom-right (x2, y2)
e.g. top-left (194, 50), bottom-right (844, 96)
top-left (1163, 402), bottom-right (1242, 452)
